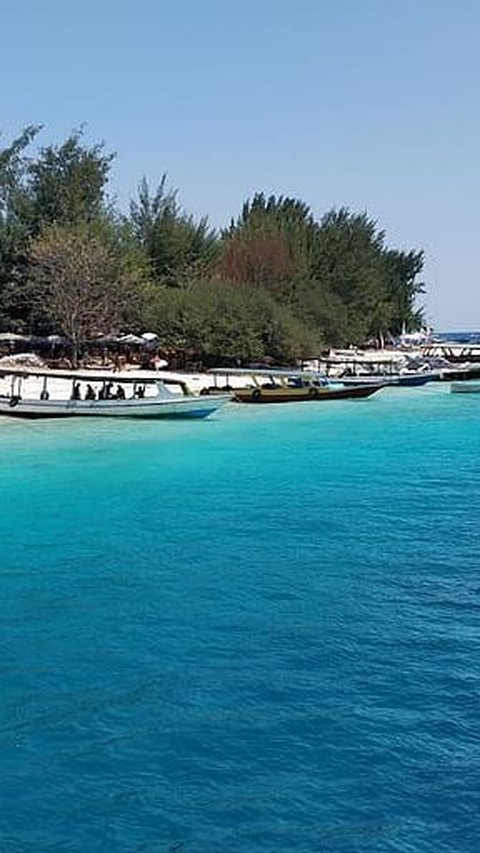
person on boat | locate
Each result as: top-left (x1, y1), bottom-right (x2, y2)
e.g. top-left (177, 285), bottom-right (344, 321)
top-left (85, 384), bottom-right (96, 400)
top-left (116, 384), bottom-right (126, 399)
top-left (72, 382), bottom-right (81, 400)
top-left (105, 382), bottom-right (114, 399)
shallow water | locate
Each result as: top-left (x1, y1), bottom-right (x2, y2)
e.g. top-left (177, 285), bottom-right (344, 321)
top-left (1, 385), bottom-right (479, 852)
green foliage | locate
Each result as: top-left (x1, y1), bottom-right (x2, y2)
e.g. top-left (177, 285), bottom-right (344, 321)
top-left (130, 176), bottom-right (219, 285)
top-left (312, 208), bottom-right (390, 340)
top-left (27, 131), bottom-right (114, 231)
top-left (0, 126), bottom-right (115, 330)
top-left (22, 222), bottom-right (145, 362)
top-left (383, 248), bottom-right (425, 333)
top-left (0, 125), bottom-right (41, 221)
top-left (146, 278), bottom-right (322, 364)
top-left (221, 197), bottom-right (425, 347)
top-left (0, 124), bottom-right (427, 358)
top-left (221, 192), bottom-right (316, 290)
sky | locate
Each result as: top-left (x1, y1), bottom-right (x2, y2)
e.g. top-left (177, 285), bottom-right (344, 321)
top-left (1, 0), bottom-right (479, 330)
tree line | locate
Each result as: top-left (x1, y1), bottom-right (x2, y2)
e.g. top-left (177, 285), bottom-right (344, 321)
top-left (0, 126), bottom-right (425, 365)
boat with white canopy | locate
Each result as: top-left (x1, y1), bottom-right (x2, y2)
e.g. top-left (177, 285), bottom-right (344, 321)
top-left (0, 368), bottom-right (231, 419)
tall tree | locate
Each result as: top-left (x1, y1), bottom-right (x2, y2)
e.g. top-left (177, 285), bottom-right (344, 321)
top-left (0, 127), bottom-right (116, 330)
top-left (220, 193), bottom-right (317, 295)
top-left (26, 224), bottom-right (144, 365)
top-left (0, 126), bottom-right (41, 326)
top-left (313, 208), bottom-right (393, 342)
top-left (27, 130), bottom-right (114, 230)
top-left (0, 125), bottom-right (41, 222)
top-left (383, 248), bottom-right (425, 333)
top-left (130, 176), bottom-right (218, 285)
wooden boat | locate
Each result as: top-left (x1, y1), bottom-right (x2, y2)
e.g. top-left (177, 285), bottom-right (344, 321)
top-left (450, 381), bottom-right (480, 394)
top-left (206, 368), bottom-right (383, 404)
top-left (0, 368), bottom-right (231, 419)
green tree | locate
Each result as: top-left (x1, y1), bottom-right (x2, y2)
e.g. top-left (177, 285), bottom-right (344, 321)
top-left (383, 248), bottom-right (425, 334)
top-left (130, 176), bottom-right (219, 285)
top-left (145, 277), bottom-right (322, 365)
top-left (312, 208), bottom-right (390, 341)
top-left (27, 130), bottom-right (114, 230)
top-left (0, 127), bottom-right (116, 330)
top-left (0, 126), bottom-right (41, 327)
top-left (220, 193), bottom-right (317, 296)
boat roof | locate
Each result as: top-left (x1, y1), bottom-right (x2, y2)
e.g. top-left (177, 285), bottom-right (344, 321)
top-left (208, 367), bottom-right (325, 378)
top-left (318, 355), bottom-right (403, 365)
top-left (0, 367), bottom-right (175, 384)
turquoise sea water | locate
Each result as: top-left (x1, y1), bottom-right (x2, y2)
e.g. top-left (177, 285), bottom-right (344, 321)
top-left (1, 385), bottom-right (479, 852)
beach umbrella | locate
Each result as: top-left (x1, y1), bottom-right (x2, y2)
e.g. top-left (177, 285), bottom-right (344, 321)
top-left (92, 334), bottom-right (118, 343)
top-left (117, 333), bottom-right (144, 345)
top-left (92, 334), bottom-right (121, 344)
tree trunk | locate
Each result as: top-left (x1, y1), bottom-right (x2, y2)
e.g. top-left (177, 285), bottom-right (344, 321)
top-left (71, 337), bottom-right (79, 369)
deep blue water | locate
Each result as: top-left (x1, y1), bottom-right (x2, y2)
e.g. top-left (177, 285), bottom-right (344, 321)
top-left (1, 385), bottom-right (479, 852)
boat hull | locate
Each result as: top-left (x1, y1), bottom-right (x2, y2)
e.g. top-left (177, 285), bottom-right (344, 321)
top-left (396, 373), bottom-right (437, 386)
top-left (439, 367), bottom-right (480, 382)
top-left (450, 381), bottom-right (480, 394)
top-left (343, 372), bottom-right (437, 388)
top-left (233, 384), bottom-right (382, 403)
top-left (0, 394), bottom-right (231, 419)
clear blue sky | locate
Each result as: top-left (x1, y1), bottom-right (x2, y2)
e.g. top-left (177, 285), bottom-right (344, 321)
top-left (2, 0), bottom-right (479, 329)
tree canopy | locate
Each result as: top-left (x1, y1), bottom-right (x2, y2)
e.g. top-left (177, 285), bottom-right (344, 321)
top-left (0, 125), bottom-right (427, 363)
top-left (25, 223), bottom-right (145, 365)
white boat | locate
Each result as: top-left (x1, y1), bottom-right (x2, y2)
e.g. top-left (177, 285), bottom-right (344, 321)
top-left (0, 368), bottom-right (231, 419)
top-left (450, 381), bottom-right (480, 394)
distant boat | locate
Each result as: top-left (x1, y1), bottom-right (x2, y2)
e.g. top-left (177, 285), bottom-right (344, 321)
top-left (342, 371), bottom-right (437, 388)
top-left (450, 381), bottom-right (480, 394)
top-left (0, 368), bottom-right (231, 419)
top-left (396, 371), bottom-right (438, 387)
top-left (206, 368), bottom-right (383, 403)
top-left (438, 365), bottom-right (480, 381)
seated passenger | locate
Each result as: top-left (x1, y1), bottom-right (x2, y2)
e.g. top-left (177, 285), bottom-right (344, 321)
top-left (85, 384), bottom-right (96, 400)
top-left (72, 382), bottom-right (81, 400)
top-left (116, 384), bottom-right (126, 399)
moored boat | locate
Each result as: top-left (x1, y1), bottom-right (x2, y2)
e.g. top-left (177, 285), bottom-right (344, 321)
top-left (206, 368), bottom-right (383, 404)
top-left (396, 371), bottom-right (438, 386)
top-left (450, 381), bottom-right (480, 394)
top-left (341, 371), bottom-right (437, 388)
top-left (233, 383), bottom-right (382, 403)
top-left (0, 368), bottom-right (231, 419)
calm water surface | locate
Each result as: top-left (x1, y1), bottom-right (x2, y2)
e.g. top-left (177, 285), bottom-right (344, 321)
top-left (1, 385), bottom-right (479, 852)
